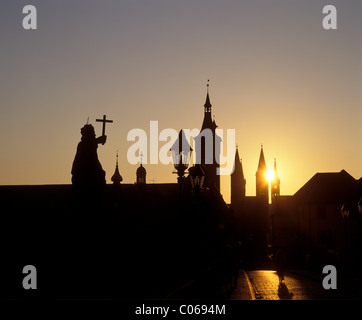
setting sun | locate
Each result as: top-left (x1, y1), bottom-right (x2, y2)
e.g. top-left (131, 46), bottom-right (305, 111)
top-left (266, 170), bottom-right (275, 182)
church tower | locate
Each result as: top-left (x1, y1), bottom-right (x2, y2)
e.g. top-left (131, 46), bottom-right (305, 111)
top-left (195, 81), bottom-right (221, 191)
top-left (136, 163), bottom-right (146, 184)
top-left (231, 146), bottom-right (246, 207)
top-left (271, 158), bottom-right (280, 200)
top-left (256, 145), bottom-right (268, 202)
top-left (111, 151), bottom-right (123, 185)
top-left (136, 152), bottom-right (146, 184)
top-left (201, 84), bottom-right (215, 132)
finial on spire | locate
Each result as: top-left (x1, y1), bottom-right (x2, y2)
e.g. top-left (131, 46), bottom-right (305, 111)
top-left (86, 117), bottom-right (89, 125)
top-left (203, 80), bottom-right (212, 112)
top-left (140, 151), bottom-right (144, 165)
top-left (207, 79), bottom-right (210, 92)
top-left (111, 149), bottom-right (123, 184)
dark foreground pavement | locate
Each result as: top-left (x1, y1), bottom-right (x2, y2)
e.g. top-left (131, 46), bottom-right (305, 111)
top-left (230, 270), bottom-right (362, 300)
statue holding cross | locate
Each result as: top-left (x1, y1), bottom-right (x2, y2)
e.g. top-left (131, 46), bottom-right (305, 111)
top-left (71, 115), bottom-right (113, 189)
top-left (96, 115), bottom-right (113, 145)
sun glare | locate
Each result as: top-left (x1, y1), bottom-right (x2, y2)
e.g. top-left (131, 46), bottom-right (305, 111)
top-left (266, 170), bottom-right (275, 182)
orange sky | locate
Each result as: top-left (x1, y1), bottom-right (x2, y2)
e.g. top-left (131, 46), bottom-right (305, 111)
top-left (0, 1), bottom-right (361, 203)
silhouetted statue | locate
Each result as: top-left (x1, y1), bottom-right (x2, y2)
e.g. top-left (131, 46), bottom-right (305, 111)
top-left (71, 124), bottom-right (107, 189)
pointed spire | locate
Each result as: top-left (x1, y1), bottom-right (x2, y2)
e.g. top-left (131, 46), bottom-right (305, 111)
top-left (111, 150), bottom-right (123, 185)
top-left (201, 80), bottom-right (214, 131)
top-left (273, 158), bottom-right (278, 178)
top-left (257, 144), bottom-right (267, 171)
top-left (234, 145), bottom-right (240, 163)
top-left (256, 144), bottom-right (268, 200)
top-left (204, 80), bottom-right (212, 110)
top-left (240, 157), bottom-right (245, 179)
top-left (271, 158), bottom-right (280, 199)
top-left (232, 146), bottom-right (245, 179)
top-left (231, 145), bottom-right (246, 204)
top-left (232, 146), bottom-right (241, 174)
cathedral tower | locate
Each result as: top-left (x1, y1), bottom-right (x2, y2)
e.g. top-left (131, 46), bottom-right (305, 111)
top-left (231, 146), bottom-right (246, 207)
top-left (271, 158), bottom-right (280, 200)
top-left (111, 151), bottom-right (123, 185)
top-left (195, 81), bottom-right (221, 191)
top-left (256, 145), bottom-right (268, 202)
top-left (136, 163), bottom-right (146, 184)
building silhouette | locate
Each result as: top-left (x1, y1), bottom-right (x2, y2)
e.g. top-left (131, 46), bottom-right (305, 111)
top-left (271, 158), bottom-right (280, 201)
top-left (291, 170), bottom-right (362, 270)
top-left (230, 141), bottom-right (361, 272)
top-left (1, 84), bottom-right (361, 300)
top-left (194, 82), bottom-right (221, 191)
top-left (230, 145), bottom-right (273, 267)
top-left (136, 163), bottom-right (146, 184)
top-left (230, 146), bottom-right (246, 205)
top-left (255, 145), bottom-right (268, 203)
top-left (1, 94), bottom-right (234, 299)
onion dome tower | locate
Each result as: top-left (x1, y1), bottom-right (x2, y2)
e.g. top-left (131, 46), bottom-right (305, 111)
top-left (111, 151), bottom-right (123, 185)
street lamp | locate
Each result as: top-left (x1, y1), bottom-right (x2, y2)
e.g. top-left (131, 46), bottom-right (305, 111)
top-left (171, 130), bottom-right (192, 192)
top-left (341, 203), bottom-right (350, 219)
top-left (189, 164), bottom-right (205, 192)
top-left (341, 203), bottom-right (350, 247)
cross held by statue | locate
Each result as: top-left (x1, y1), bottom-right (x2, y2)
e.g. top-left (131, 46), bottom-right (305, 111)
top-left (96, 115), bottom-right (113, 144)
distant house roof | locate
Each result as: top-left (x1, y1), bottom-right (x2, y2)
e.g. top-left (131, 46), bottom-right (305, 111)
top-left (293, 170), bottom-right (361, 205)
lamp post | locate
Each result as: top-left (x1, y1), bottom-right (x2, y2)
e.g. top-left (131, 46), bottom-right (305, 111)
top-left (171, 130), bottom-right (192, 196)
top-left (189, 164), bottom-right (205, 197)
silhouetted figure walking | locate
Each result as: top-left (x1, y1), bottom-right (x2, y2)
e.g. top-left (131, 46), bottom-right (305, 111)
top-left (274, 248), bottom-right (286, 284)
top-left (71, 124), bottom-right (107, 189)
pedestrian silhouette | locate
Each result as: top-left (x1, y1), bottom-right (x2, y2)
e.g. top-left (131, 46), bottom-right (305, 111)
top-left (274, 248), bottom-right (286, 284)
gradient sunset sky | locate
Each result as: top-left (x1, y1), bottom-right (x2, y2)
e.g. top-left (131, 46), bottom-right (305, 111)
top-left (0, 0), bottom-right (361, 202)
